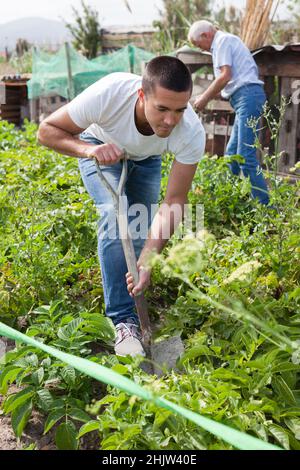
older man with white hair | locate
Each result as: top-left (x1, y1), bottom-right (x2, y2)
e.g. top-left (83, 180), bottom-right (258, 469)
top-left (188, 20), bottom-right (269, 205)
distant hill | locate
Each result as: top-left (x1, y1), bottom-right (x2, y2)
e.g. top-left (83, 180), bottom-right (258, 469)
top-left (0, 17), bottom-right (72, 51)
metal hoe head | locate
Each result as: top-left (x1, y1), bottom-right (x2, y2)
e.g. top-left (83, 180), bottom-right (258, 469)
top-left (150, 335), bottom-right (184, 376)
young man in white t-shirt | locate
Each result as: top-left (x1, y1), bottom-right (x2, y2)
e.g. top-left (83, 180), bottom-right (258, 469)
top-left (38, 56), bottom-right (205, 357)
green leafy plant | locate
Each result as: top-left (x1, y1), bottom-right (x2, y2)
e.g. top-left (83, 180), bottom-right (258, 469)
top-left (0, 118), bottom-right (299, 449)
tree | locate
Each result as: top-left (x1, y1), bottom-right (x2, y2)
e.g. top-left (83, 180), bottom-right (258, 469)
top-left (153, 0), bottom-right (211, 52)
top-left (268, 0), bottom-right (299, 44)
top-left (214, 5), bottom-right (241, 35)
top-left (15, 38), bottom-right (30, 58)
top-left (65, 1), bottom-right (102, 59)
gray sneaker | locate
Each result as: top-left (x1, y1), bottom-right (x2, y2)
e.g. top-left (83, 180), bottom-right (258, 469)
top-left (115, 322), bottom-right (145, 357)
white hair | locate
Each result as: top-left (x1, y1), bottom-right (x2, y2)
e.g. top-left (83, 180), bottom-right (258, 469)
top-left (188, 20), bottom-right (216, 42)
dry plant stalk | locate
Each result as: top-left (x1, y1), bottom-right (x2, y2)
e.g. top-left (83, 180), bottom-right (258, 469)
top-left (241, 0), bottom-right (279, 50)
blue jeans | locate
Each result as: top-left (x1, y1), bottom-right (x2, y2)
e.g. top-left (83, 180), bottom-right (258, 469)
top-left (226, 84), bottom-right (269, 205)
top-left (78, 133), bottom-right (162, 326)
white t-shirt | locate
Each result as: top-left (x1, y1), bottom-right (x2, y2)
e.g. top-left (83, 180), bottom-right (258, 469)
top-left (67, 72), bottom-right (205, 164)
top-left (211, 31), bottom-right (263, 99)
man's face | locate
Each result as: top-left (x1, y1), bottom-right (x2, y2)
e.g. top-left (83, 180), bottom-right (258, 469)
top-left (192, 32), bottom-right (212, 52)
top-left (140, 85), bottom-right (191, 138)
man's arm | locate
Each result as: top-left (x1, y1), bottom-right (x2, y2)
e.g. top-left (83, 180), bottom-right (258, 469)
top-left (194, 65), bottom-right (231, 111)
top-left (38, 105), bottom-right (123, 164)
top-left (126, 159), bottom-right (198, 296)
top-left (38, 105), bottom-right (89, 157)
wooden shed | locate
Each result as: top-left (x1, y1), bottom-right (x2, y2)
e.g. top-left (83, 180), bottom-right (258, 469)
top-left (0, 75), bottom-right (31, 125)
top-left (253, 44), bottom-right (300, 174)
top-left (177, 44), bottom-right (300, 175)
top-left (101, 25), bottom-right (156, 53)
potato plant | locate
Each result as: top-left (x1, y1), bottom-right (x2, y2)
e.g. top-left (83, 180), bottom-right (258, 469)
top-left (0, 119), bottom-right (299, 450)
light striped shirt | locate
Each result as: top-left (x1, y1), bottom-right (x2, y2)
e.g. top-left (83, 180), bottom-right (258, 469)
top-left (211, 30), bottom-right (263, 99)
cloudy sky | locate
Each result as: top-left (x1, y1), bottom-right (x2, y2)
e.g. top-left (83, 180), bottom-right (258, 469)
top-left (0, 0), bottom-right (291, 25)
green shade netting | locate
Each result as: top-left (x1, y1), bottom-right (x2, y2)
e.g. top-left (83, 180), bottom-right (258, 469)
top-left (27, 44), bottom-right (155, 100)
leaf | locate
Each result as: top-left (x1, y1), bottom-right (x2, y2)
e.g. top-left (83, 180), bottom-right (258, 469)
top-left (51, 398), bottom-right (66, 410)
top-left (268, 424), bottom-right (290, 450)
top-left (212, 368), bottom-right (248, 384)
top-left (36, 389), bottom-right (54, 412)
top-left (49, 299), bottom-right (64, 316)
top-left (57, 318), bottom-right (83, 341)
top-left (284, 418), bottom-right (300, 440)
top-left (272, 362), bottom-right (300, 374)
top-left (40, 357), bottom-right (51, 367)
top-left (15, 353), bottom-right (39, 368)
top-left (0, 366), bottom-right (23, 394)
top-left (184, 431), bottom-right (206, 450)
top-left (55, 422), bottom-right (78, 450)
top-left (26, 327), bottom-right (42, 337)
top-left (272, 376), bottom-right (297, 405)
top-left (11, 399), bottom-right (33, 438)
top-left (112, 392), bottom-right (128, 412)
top-left (279, 407), bottom-right (300, 418)
top-left (153, 409), bottom-right (172, 429)
top-left (61, 366), bottom-right (76, 386)
top-left (65, 397), bottom-right (85, 409)
top-left (32, 305), bottom-right (51, 316)
top-left (44, 409), bottom-right (66, 434)
top-left (3, 387), bottom-right (35, 414)
top-left (2, 346), bottom-right (37, 364)
top-left (80, 313), bottom-right (115, 341)
top-left (111, 364), bottom-right (129, 375)
top-left (77, 420), bottom-right (101, 439)
top-left (31, 367), bottom-right (44, 386)
top-left (68, 408), bottom-right (91, 423)
top-left (23, 443), bottom-right (37, 450)
top-left (288, 433), bottom-right (300, 450)
top-left (288, 287), bottom-right (300, 301)
top-left (101, 433), bottom-right (122, 450)
top-left (180, 345), bottom-right (214, 363)
top-left (123, 424), bottom-right (141, 440)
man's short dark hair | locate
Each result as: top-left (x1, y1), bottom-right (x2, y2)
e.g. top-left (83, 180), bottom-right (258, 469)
top-left (142, 56), bottom-right (193, 96)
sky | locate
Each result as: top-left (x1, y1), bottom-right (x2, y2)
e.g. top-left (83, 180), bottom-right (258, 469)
top-left (0, 0), bottom-right (292, 25)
